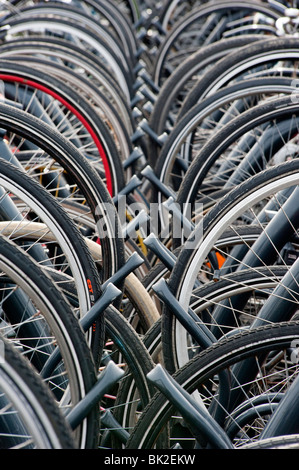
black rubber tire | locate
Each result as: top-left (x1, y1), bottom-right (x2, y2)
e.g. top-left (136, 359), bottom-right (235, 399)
top-left (126, 321), bottom-right (299, 448)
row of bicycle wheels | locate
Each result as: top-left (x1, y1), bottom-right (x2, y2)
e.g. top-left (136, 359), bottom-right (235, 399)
top-left (1, 0), bottom-right (299, 451)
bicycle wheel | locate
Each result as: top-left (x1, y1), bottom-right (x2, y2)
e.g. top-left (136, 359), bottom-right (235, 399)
top-left (0, 334), bottom-right (76, 449)
top-left (7, 0), bottom-right (139, 64)
top-left (127, 321), bottom-right (299, 448)
top-left (179, 36), bottom-right (299, 117)
top-left (99, 305), bottom-right (156, 448)
top-left (2, 13), bottom-right (134, 100)
top-left (0, 36), bottom-right (135, 137)
top-left (111, 0), bottom-right (141, 24)
top-left (0, 102), bottom-right (126, 282)
top-left (0, 157), bottom-right (106, 361)
top-left (15, 0), bottom-right (139, 66)
top-left (0, 234), bottom-right (99, 448)
top-left (163, 159), bottom-right (299, 372)
top-left (4, 55), bottom-right (134, 180)
top-left (148, 34), bottom-right (264, 163)
top-left (27, 258), bottom-right (157, 448)
top-left (152, 76), bottom-right (298, 230)
top-left (2, 3), bottom-right (135, 80)
top-left (0, 58), bottom-right (126, 196)
top-left (152, 0), bottom-right (281, 86)
top-left (75, 230), bottom-right (160, 332)
top-left (174, 94), bottom-right (299, 235)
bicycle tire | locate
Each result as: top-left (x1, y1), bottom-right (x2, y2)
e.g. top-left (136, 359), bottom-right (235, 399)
top-left (0, 234), bottom-right (99, 448)
top-left (101, 305), bottom-right (156, 447)
top-left (152, 0), bottom-right (281, 86)
top-left (174, 94), bottom-right (299, 229)
top-left (153, 76), bottom-right (298, 228)
top-left (163, 159), bottom-right (299, 372)
top-left (0, 36), bottom-right (135, 135)
top-left (148, 34), bottom-right (264, 160)
top-left (0, 334), bottom-right (76, 449)
top-left (0, 58), bottom-right (126, 196)
top-left (2, 14), bottom-right (133, 100)
top-left (8, 0), bottom-right (139, 63)
top-left (179, 35), bottom-right (299, 116)
top-left (126, 321), bottom-right (299, 448)
top-left (5, 54), bottom-right (134, 178)
top-left (0, 102), bottom-right (126, 283)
